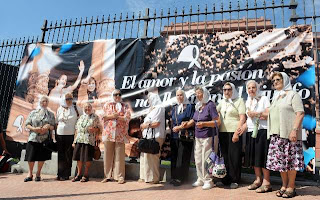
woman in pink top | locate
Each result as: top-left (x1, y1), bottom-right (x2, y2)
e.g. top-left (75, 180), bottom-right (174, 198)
top-left (101, 89), bottom-right (131, 184)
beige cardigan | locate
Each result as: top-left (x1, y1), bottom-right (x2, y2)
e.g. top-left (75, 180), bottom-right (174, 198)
top-left (267, 90), bottom-right (304, 140)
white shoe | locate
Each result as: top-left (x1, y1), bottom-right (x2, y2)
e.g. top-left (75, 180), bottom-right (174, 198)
top-left (230, 183), bottom-right (239, 189)
top-left (202, 181), bottom-right (214, 190)
top-left (192, 180), bottom-right (204, 187)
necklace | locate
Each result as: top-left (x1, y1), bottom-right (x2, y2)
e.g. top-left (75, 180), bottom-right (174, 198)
top-left (37, 109), bottom-right (47, 127)
top-left (61, 107), bottom-right (71, 122)
top-left (81, 114), bottom-right (93, 128)
top-left (223, 101), bottom-right (231, 119)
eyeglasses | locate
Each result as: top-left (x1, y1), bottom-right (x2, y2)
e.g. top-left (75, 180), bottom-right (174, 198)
top-left (66, 98), bottom-right (73, 101)
top-left (223, 88), bottom-right (232, 91)
top-left (272, 78), bottom-right (282, 83)
top-left (113, 93), bottom-right (121, 97)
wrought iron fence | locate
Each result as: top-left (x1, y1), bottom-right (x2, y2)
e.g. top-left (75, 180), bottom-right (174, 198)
top-left (0, 0), bottom-right (319, 128)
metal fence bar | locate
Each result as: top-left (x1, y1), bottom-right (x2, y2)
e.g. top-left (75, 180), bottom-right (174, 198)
top-left (2, 0), bottom-right (320, 65)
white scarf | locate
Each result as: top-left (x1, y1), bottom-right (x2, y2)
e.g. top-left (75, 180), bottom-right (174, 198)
top-left (36, 96), bottom-right (49, 119)
top-left (272, 72), bottom-right (292, 102)
top-left (223, 82), bottom-right (239, 103)
top-left (195, 87), bottom-right (210, 111)
top-left (176, 89), bottom-right (190, 114)
top-left (245, 80), bottom-right (262, 109)
top-left (148, 92), bottom-right (162, 110)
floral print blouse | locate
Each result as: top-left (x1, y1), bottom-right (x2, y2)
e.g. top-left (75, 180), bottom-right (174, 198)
top-left (74, 113), bottom-right (101, 146)
top-left (102, 102), bottom-right (131, 143)
top-left (25, 109), bottom-right (56, 143)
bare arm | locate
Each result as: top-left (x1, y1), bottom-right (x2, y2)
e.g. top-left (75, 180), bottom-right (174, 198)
top-left (195, 117), bottom-right (220, 129)
top-left (26, 125), bottom-right (40, 133)
top-left (182, 119), bottom-right (195, 129)
top-left (69, 60), bottom-right (85, 91)
top-left (232, 114), bottom-right (246, 143)
top-left (289, 111), bottom-right (305, 142)
top-left (140, 122), bottom-right (161, 130)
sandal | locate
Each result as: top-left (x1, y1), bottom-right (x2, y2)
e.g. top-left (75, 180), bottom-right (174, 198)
top-left (247, 182), bottom-right (262, 190)
top-left (35, 176), bottom-right (41, 182)
top-left (72, 176), bottom-right (82, 182)
top-left (282, 189), bottom-right (296, 198)
top-left (276, 189), bottom-right (287, 197)
top-left (80, 176), bottom-right (89, 182)
top-left (256, 185), bottom-right (272, 193)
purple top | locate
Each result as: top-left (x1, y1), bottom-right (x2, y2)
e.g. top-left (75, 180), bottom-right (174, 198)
top-left (192, 101), bottom-right (219, 138)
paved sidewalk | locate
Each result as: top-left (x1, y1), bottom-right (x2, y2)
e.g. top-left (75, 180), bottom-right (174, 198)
top-left (0, 173), bottom-right (320, 200)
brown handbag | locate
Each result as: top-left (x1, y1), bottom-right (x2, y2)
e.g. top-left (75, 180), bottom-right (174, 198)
top-left (93, 141), bottom-right (101, 160)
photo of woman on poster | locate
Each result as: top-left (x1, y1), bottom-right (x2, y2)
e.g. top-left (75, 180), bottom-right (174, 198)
top-left (77, 66), bottom-right (101, 110)
top-left (48, 60), bottom-right (85, 112)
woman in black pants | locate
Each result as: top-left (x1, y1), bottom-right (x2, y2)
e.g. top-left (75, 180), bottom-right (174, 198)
top-left (170, 89), bottom-right (194, 186)
top-left (56, 93), bottom-right (78, 180)
top-left (217, 82), bottom-right (246, 189)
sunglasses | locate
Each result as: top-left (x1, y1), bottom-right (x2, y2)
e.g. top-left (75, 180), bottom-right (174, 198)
top-left (223, 88), bottom-right (232, 91)
top-left (66, 98), bottom-right (73, 101)
top-left (272, 78), bottom-right (282, 83)
top-left (113, 93), bottom-right (121, 97)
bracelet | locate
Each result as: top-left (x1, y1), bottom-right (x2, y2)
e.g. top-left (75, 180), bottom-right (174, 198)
top-left (293, 127), bottom-right (299, 131)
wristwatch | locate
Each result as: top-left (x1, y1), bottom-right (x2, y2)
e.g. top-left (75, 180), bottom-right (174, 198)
top-left (293, 127), bottom-right (299, 131)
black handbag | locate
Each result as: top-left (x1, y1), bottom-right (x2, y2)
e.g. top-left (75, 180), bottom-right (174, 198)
top-left (137, 128), bottom-right (160, 154)
top-left (42, 130), bottom-right (57, 152)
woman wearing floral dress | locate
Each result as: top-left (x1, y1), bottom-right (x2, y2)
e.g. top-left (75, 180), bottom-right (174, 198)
top-left (72, 102), bottom-right (101, 182)
top-left (101, 89), bottom-right (131, 184)
top-left (266, 72), bottom-right (304, 198)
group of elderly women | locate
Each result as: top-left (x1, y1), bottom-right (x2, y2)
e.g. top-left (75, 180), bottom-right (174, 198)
top-left (23, 89), bottom-right (132, 184)
top-left (23, 71), bottom-right (304, 198)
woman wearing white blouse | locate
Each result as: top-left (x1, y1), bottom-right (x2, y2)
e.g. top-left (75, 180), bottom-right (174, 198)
top-left (56, 93), bottom-right (78, 181)
top-left (243, 80), bottom-right (271, 193)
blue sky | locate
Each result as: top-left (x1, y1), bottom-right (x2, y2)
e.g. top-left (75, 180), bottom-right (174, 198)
top-left (1, 0), bottom-right (319, 42)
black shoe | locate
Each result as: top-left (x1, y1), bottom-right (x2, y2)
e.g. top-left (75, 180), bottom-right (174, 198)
top-left (56, 176), bottom-right (61, 181)
top-left (24, 177), bottom-right (33, 182)
top-left (60, 177), bottom-right (69, 181)
top-left (173, 179), bottom-right (182, 186)
top-left (35, 177), bottom-right (41, 182)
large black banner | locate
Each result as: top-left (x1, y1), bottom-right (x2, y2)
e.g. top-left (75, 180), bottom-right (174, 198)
top-left (8, 26), bottom-right (316, 162)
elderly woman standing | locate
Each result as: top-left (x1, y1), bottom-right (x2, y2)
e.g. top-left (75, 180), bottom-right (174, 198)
top-left (184, 86), bottom-right (220, 190)
top-left (24, 96), bottom-right (55, 182)
top-left (72, 102), bottom-right (101, 182)
top-left (101, 89), bottom-right (131, 184)
top-left (217, 82), bottom-right (246, 189)
top-left (139, 92), bottom-right (165, 184)
top-left (170, 89), bottom-right (195, 186)
top-left (244, 80), bottom-right (271, 193)
top-left (266, 72), bottom-right (304, 198)
top-left (56, 93), bottom-right (78, 181)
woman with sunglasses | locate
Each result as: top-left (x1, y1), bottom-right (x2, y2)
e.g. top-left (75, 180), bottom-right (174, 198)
top-left (217, 82), bottom-right (246, 189)
top-left (56, 93), bottom-right (78, 181)
top-left (101, 89), bottom-right (131, 184)
top-left (24, 96), bottom-right (55, 182)
top-left (266, 72), bottom-right (304, 198)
